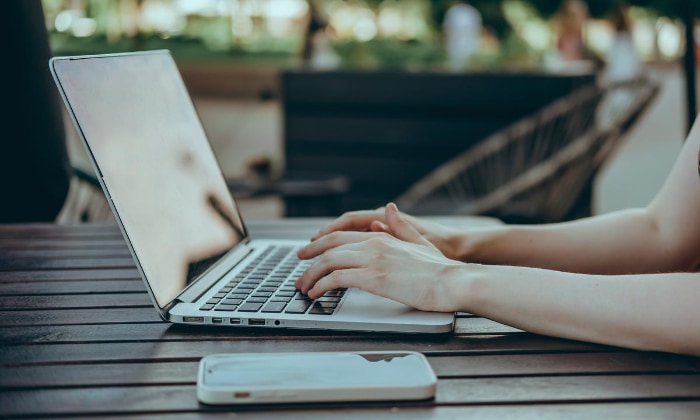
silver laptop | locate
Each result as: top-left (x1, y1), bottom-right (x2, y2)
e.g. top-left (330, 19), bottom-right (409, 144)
top-left (49, 50), bottom-right (454, 333)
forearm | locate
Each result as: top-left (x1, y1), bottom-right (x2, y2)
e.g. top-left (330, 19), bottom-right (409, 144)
top-left (457, 208), bottom-right (695, 274)
top-left (448, 264), bottom-right (700, 356)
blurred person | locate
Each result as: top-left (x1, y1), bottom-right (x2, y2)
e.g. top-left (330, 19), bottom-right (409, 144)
top-left (555, 0), bottom-right (590, 62)
top-left (300, 0), bottom-right (339, 69)
top-left (601, 1), bottom-right (642, 84)
top-left (443, 0), bottom-right (482, 70)
top-left (294, 116), bottom-right (700, 357)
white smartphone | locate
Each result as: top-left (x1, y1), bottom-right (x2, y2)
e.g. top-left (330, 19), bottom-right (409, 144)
top-left (196, 351), bottom-right (437, 405)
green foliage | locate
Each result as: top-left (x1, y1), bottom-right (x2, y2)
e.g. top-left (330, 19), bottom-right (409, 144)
top-left (333, 38), bottom-right (445, 69)
top-left (428, 0), bottom-right (699, 20)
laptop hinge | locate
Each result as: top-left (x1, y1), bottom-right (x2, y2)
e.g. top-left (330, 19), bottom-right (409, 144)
top-left (177, 241), bottom-right (252, 304)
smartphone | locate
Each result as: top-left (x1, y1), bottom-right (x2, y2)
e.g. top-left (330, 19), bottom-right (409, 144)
top-left (196, 351), bottom-right (437, 405)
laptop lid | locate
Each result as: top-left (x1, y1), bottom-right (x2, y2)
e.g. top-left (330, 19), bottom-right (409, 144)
top-left (50, 50), bottom-right (249, 317)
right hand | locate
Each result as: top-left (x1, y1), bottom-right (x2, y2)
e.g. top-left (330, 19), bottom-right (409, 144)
top-left (310, 203), bottom-right (464, 261)
top-left (297, 203), bottom-right (466, 312)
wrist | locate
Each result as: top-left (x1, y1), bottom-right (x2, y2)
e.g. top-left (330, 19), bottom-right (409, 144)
top-left (440, 263), bottom-right (487, 313)
top-left (455, 226), bottom-right (509, 263)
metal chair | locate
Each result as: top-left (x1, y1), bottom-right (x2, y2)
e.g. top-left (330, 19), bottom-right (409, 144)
top-left (395, 77), bottom-right (659, 224)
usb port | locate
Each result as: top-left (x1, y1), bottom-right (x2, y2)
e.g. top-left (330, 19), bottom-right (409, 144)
top-left (229, 318), bottom-right (241, 325)
top-left (211, 318), bottom-right (223, 324)
top-left (248, 319), bottom-right (265, 326)
top-left (183, 316), bottom-right (204, 323)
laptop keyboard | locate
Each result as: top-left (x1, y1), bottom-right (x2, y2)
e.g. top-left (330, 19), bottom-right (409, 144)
top-left (199, 245), bottom-right (346, 316)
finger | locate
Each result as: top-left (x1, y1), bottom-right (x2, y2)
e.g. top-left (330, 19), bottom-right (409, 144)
top-left (306, 268), bottom-right (365, 300)
top-left (311, 209), bottom-right (386, 241)
top-left (298, 231), bottom-right (376, 259)
top-left (370, 220), bottom-right (391, 234)
top-left (295, 249), bottom-right (365, 294)
top-left (385, 203), bottom-right (431, 246)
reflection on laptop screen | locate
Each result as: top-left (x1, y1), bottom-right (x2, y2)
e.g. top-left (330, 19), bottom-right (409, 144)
top-left (53, 51), bottom-right (246, 308)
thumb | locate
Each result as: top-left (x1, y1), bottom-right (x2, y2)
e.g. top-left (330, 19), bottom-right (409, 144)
top-left (385, 203), bottom-right (430, 246)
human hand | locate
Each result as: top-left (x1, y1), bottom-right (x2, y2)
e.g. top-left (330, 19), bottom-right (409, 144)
top-left (310, 204), bottom-right (465, 261)
top-left (296, 203), bottom-right (465, 312)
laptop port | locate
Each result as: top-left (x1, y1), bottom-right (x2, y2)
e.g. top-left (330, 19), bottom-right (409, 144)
top-left (183, 316), bottom-right (204, 323)
top-left (229, 318), bottom-right (241, 325)
top-left (211, 318), bottom-right (223, 324)
top-left (248, 319), bottom-right (265, 326)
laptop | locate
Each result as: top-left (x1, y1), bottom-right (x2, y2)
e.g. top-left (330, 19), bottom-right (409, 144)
top-left (49, 50), bottom-right (454, 334)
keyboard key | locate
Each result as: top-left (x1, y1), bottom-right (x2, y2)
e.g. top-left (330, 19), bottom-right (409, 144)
top-left (261, 302), bottom-right (287, 313)
top-left (215, 304), bottom-right (238, 311)
top-left (309, 306), bottom-right (335, 315)
top-left (276, 291), bottom-right (295, 297)
top-left (246, 297), bottom-right (268, 303)
top-left (251, 292), bottom-right (273, 298)
top-left (222, 298), bottom-right (243, 305)
top-left (200, 304), bottom-right (215, 311)
top-left (294, 292), bottom-right (312, 300)
top-left (206, 298), bottom-right (220, 305)
top-left (229, 293), bottom-right (249, 299)
top-left (263, 281), bottom-right (283, 287)
top-left (317, 297), bottom-right (341, 303)
top-left (285, 300), bottom-right (312, 314)
top-left (238, 302), bottom-right (263, 312)
top-left (309, 301), bottom-right (336, 315)
top-left (270, 296), bottom-right (293, 302)
top-left (242, 280), bottom-right (262, 286)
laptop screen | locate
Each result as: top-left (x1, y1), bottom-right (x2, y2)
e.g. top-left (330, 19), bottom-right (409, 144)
top-left (52, 51), bottom-right (247, 308)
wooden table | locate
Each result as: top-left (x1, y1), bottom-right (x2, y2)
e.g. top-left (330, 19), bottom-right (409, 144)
top-left (1, 219), bottom-right (699, 418)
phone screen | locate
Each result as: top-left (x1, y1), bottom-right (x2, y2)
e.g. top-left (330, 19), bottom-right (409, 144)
top-left (203, 352), bottom-right (433, 388)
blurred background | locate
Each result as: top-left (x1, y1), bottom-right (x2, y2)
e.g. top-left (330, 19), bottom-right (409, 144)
top-left (7, 0), bottom-right (699, 223)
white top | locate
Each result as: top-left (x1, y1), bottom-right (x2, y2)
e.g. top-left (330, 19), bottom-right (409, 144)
top-left (443, 3), bottom-right (482, 67)
top-left (603, 33), bottom-right (642, 83)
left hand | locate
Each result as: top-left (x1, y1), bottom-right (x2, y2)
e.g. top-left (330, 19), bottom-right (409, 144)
top-left (295, 203), bottom-right (464, 312)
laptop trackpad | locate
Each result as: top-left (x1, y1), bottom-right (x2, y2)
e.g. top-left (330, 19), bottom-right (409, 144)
top-left (337, 289), bottom-right (449, 323)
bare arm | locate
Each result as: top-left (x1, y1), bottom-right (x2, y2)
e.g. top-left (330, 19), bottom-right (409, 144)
top-left (298, 204), bottom-right (700, 356)
top-left (299, 121), bottom-right (700, 356)
top-left (460, 122), bottom-right (700, 274)
top-left (448, 264), bottom-right (700, 356)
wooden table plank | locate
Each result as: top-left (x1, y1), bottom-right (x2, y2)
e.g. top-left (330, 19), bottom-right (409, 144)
top-left (0, 294), bottom-right (152, 309)
top-left (0, 318), bottom-right (522, 344)
top-left (0, 280), bottom-right (145, 296)
top-left (0, 239), bottom-right (128, 250)
top-left (1, 248), bottom-right (132, 259)
top-left (2, 353), bottom-right (697, 389)
top-left (3, 375), bottom-right (700, 417)
top-left (0, 257), bottom-right (137, 271)
top-left (0, 308), bottom-right (161, 326)
top-left (49, 403), bottom-right (700, 420)
top-left (0, 268), bottom-right (141, 282)
top-left (0, 337), bottom-right (615, 366)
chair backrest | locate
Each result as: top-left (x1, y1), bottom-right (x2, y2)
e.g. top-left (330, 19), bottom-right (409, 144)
top-left (281, 69), bottom-right (597, 216)
top-left (395, 75), bottom-right (659, 223)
